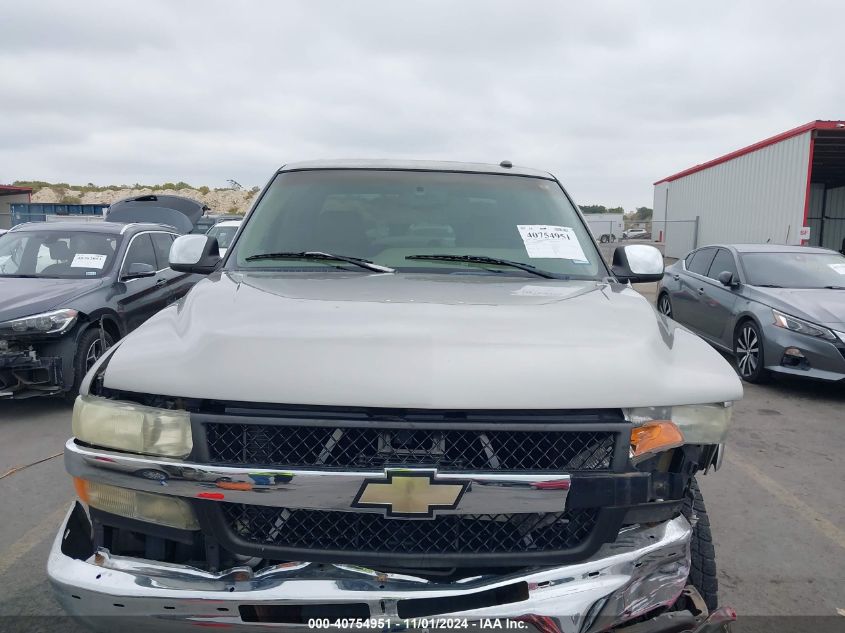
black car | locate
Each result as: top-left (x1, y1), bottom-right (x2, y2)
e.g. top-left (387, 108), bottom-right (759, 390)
top-left (0, 214), bottom-right (202, 399)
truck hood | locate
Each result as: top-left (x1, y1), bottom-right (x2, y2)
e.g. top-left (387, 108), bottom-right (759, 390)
top-left (103, 272), bottom-right (743, 409)
top-left (0, 277), bottom-right (102, 324)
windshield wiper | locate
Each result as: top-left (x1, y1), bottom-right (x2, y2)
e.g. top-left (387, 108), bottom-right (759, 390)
top-left (753, 284), bottom-right (783, 288)
top-left (822, 285), bottom-right (845, 290)
top-left (243, 251), bottom-right (394, 273)
top-left (405, 254), bottom-right (566, 279)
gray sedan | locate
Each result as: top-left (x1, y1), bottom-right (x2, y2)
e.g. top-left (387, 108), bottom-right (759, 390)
top-left (657, 244), bottom-right (845, 383)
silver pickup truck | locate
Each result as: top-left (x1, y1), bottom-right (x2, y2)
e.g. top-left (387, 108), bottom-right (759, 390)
top-left (49, 160), bottom-right (742, 632)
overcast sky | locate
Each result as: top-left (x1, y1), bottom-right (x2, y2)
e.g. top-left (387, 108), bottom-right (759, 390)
top-left (1, 1), bottom-right (842, 209)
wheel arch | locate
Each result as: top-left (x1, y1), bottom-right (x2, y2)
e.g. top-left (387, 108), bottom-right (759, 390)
top-left (77, 309), bottom-right (123, 342)
top-left (732, 312), bottom-right (764, 344)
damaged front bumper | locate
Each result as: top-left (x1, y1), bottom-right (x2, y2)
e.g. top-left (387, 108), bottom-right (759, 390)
top-left (47, 504), bottom-right (734, 633)
top-left (0, 345), bottom-right (63, 398)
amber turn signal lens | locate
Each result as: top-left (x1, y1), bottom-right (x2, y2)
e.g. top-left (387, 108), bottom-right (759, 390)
top-left (630, 421), bottom-right (684, 458)
top-left (72, 477), bottom-right (199, 530)
top-left (73, 477), bottom-right (90, 504)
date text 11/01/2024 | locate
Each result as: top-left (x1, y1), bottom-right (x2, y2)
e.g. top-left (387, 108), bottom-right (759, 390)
top-left (307, 618), bottom-right (529, 630)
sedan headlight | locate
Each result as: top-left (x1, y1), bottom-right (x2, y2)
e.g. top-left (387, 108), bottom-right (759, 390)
top-left (0, 308), bottom-right (78, 335)
top-left (72, 395), bottom-right (192, 458)
top-left (772, 309), bottom-right (836, 341)
top-left (625, 402), bottom-right (733, 445)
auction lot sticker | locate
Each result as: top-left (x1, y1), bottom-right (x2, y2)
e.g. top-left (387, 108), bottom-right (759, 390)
top-left (517, 225), bottom-right (587, 261)
top-left (71, 253), bottom-right (108, 268)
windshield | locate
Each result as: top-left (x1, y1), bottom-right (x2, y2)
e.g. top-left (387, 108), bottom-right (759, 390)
top-left (741, 251), bottom-right (845, 288)
top-left (230, 170), bottom-right (605, 278)
top-left (0, 230), bottom-right (121, 278)
top-left (207, 225), bottom-right (239, 249)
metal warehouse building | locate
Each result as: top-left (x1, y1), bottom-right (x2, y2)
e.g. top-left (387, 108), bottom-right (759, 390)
top-left (652, 120), bottom-right (845, 258)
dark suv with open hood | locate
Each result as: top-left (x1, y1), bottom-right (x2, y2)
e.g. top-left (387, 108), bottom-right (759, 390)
top-left (0, 195), bottom-right (203, 398)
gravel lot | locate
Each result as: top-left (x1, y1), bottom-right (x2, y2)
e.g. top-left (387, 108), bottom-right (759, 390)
top-left (0, 275), bottom-right (842, 631)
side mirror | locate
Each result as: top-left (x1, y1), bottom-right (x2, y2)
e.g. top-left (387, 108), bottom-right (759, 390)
top-left (611, 244), bottom-right (664, 283)
top-left (169, 234), bottom-right (221, 274)
top-left (718, 271), bottom-right (739, 287)
top-left (121, 262), bottom-right (156, 280)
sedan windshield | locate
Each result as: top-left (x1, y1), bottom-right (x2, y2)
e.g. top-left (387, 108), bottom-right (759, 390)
top-left (231, 170), bottom-right (605, 278)
top-left (0, 230), bottom-right (120, 278)
top-left (206, 224), bottom-right (239, 249)
top-left (741, 251), bottom-right (845, 288)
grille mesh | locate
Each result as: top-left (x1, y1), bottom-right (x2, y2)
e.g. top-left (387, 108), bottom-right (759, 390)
top-left (203, 424), bottom-right (615, 471)
top-left (221, 504), bottom-right (598, 554)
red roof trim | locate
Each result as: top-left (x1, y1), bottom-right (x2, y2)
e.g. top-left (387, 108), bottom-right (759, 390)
top-left (802, 134), bottom-right (816, 228)
top-left (654, 120), bottom-right (845, 185)
top-left (0, 185), bottom-right (33, 193)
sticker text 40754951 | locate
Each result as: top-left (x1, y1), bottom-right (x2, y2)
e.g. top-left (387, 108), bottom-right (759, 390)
top-left (516, 225), bottom-right (588, 262)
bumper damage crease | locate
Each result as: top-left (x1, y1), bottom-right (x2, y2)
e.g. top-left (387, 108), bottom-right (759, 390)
top-left (48, 504), bottom-right (694, 632)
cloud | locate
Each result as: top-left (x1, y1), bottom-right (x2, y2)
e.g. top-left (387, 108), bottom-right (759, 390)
top-left (0, 0), bottom-right (842, 208)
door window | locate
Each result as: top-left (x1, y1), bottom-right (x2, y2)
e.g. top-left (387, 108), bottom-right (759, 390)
top-left (686, 248), bottom-right (717, 276)
top-left (150, 233), bottom-right (175, 269)
top-left (707, 248), bottom-right (738, 280)
top-left (122, 233), bottom-right (157, 275)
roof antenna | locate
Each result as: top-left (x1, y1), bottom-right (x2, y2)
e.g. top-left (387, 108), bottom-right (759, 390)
top-left (500, 160), bottom-right (513, 169)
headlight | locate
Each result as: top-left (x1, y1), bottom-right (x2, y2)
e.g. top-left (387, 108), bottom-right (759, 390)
top-left (772, 309), bottom-right (836, 341)
top-left (72, 395), bottom-right (192, 458)
top-left (0, 308), bottom-right (78, 335)
top-left (625, 402), bottom-right (732, 445)
top-left (74, 478), bottom-right (199, 530)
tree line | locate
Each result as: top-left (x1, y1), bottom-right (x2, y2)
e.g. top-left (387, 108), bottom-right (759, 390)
top-left (580, 204), bottom-right (653, 221)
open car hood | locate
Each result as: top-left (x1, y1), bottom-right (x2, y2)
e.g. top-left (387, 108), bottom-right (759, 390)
top-left (106, 195), bottom-right (206, 233)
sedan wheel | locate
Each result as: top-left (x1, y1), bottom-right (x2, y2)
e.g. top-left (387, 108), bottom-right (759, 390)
top-left (85, 338), bottom-right (109, 372)
top-left (658, 294), bottom-right (672, 318)
top-left (67, 328), bottom-right (116, 399)
top-left (734, 322), bottom-right (770, 383)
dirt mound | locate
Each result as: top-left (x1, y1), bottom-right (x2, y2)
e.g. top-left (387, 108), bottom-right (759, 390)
top-left (31, 186), bottom-right (255, 215)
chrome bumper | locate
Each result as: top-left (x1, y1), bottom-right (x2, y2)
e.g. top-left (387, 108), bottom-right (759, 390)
top-left (49, 505), bottom-right (692, 633)
top-left (63, 439), bottom-right (572, 515)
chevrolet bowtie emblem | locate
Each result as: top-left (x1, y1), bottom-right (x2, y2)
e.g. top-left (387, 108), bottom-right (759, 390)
top-left (352, 470), bottom-right (468, 519)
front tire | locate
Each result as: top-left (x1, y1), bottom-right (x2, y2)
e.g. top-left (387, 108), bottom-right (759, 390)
top-left (657, 292), bottom-right (673, 318)
top-left (69, 327), bottom-right (114, 397)
top-left (734, 320), bottom-right (770, 383)
top-left (683, 477), bottom-right (719, 611)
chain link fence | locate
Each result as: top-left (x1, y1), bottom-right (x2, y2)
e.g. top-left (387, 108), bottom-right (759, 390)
top-left (650, 218), bottom-right (700, 259)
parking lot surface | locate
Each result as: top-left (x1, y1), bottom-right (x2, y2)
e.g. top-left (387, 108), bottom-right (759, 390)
top-left (0, 284), bottom-right (842, 630)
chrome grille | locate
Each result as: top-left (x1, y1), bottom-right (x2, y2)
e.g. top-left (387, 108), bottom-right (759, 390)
top-left (203, 424), bottom-right (616, 471)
